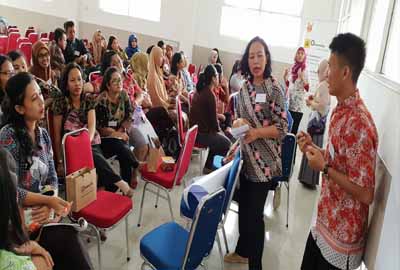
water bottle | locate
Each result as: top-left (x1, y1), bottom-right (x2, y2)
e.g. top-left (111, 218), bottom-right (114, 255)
top-left (133, 106), bottom-right (144, 127)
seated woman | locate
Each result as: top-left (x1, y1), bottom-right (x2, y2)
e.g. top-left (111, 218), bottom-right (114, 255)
top-left (125, 33), bottom-right (140, 59)
top-left (52, 63), bottom-right (134, 196)
top-left (96, 67), bottom-right (140, 188)
top-left (0, 146), bottom-right (68, 270)
top-left (0, 72), bottom-right (94, 269)
top-left (168, 52), bottom-right (189, 112)
top-left (8, 50), bottom-right (28, 73)
top-left (49, 28), bottom-right (67, 79)
top-left (30, 41), bottom-right (61, 110)
top-left (189, 65), bottom-right (231, 173)
top-left (89, 30), bottom-right (106, 67)
top-left (107, 35), bottom-right (128, 65)
top-left (0, 55), bottom-right (14, 105)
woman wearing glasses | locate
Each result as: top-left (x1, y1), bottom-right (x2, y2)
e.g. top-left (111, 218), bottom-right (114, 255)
top-left (0, 54), bottom-right (15, 104)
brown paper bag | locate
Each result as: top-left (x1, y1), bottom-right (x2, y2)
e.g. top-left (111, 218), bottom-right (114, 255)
top-left (66, 167), bottom-right (97, 212)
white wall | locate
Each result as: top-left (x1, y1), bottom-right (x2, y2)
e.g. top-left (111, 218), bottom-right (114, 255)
top-left (358, 72), bottom-right (400, 270)
top-left (0, 0), bottom-right (79, 20)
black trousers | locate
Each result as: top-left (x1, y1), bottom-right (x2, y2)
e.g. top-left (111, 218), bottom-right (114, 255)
top-left (36, 225), bottom-right (94, 270)
top-left (195, 132), bottom-right (231, 170)
top-left (146, 106), bottom-right (175, 142)
top-left (92, 144), bottom-right (121, 192)
top-left (100, 138), bottom-right (138, 183)
top-left (289, 110), bottom-right (303, 162)
top-left (301, 232), bottom-right (344, 270)
top-left (235, 174), bottom-right (275, 270)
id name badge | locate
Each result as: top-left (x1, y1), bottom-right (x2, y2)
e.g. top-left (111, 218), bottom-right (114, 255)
top-left (255, 93), bottom-right (267, 103)
top-left (74, 50), bottom-right (81, 56)
top-left (108, 121), bottom-right (118, 127)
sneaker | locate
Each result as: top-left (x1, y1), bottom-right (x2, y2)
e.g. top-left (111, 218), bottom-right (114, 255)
top-left (224, 253), bottom-right (248, 264)
top-left (273, 184), bottom-right (281, 210)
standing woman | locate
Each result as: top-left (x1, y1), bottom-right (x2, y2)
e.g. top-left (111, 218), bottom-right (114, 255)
top-left (298, 59), bottom-right (330, 188)
top-left (209, 48), bottom-right (222, 65)
top-left (284, 47), bottom-right (309, 135)
top-left (224, 36), bottom-right (288, 270)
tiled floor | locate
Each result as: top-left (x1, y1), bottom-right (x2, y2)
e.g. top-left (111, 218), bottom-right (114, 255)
top-left (85, 151), bottom-right (321, 269)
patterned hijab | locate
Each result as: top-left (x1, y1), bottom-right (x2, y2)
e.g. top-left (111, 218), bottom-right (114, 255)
top-left (130, 52), bottom-right (148, 89)
top-left (291, 47), bottom-right (307, 83)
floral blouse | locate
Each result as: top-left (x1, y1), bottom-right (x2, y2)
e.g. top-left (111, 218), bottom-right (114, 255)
top-left (0, 125), bottom-right (58, 203)
top-left (52, 94), bottom-right (101, 145)
top-left (286, 67), bottom-right (309, 113)
top-left (237, 78), bottom-right (288, 182)
top-left (95, 90), bottom-right (133, 131)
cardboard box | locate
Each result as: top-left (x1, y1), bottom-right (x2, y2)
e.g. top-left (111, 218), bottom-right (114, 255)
top-left (160, 156), bottom-right (175, 172)
top-left (66, 168), bottom-right (97, 212)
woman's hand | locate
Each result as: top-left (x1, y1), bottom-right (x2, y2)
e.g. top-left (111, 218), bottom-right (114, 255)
top-left (47, 196), bottom-right (72, 217)
top-left (283, 68), bottom-right (289, 82)
top-left (217, 114), bottom-right (226, 122)
top-left (15, 241), bottom-right (54, 268)
top-left (31, 206), bottom-right (51, 225)
top-left (243, 128), bottom-right (260, 144)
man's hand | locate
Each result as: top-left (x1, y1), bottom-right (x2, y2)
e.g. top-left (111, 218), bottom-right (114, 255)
top-left (297, 131), bottom-right (312, 153)
top-left (305, 146), bottom-right (325, 172)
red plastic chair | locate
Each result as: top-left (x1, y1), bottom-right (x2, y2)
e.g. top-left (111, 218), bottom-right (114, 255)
top-left (7, 32), bottom-right (21, 52)
top-left (48, 31), bottom-right (55, 41)
top-left (137, 125), bottom-right (198, 226)
top-left (0, 36), bottom-right (8, 54)
top-left (188, 63), bottom-right (196, 76)
top-left (40, 32), bottom-right (48, 39)
top-left (25, 28), bottom-right (35, 38)
top-left (8, 28), bottom-right (19, 34)
top-left (40, 38), bottom-right (49, 45)
top-left (28, 32), bottom-right (39, 45)
top-left (18, 42), bottom-right (32, 66)
top-left (176, 95), bottom-right (209, 176)
top-left (62, 128), bottom-right (133, 270)
top-left (17, 37), bottom-right (29, 47)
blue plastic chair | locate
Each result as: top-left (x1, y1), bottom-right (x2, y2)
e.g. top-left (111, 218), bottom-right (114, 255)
top-left (140, 188), bottom-right (226, 270)
top-left (272, 133), bottom-right (297, 227)
top-left (181, 152), bottom-right (243, 261)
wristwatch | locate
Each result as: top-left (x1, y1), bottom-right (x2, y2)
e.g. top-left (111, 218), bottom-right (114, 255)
top-left (322, 163), bottom-right (330, 177)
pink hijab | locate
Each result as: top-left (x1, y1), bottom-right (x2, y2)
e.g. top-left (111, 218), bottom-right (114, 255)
top-left (291, 47), bottom-right (306, 83)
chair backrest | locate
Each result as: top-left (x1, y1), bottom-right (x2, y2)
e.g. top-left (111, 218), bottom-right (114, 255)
top-left (40, 32), bottom-right (48, 39)
top-left (62, 128), bottom-right (95, 176)
top-left (40, 38), bottom-right (49, 45)
top-left (182, 187), bottom-right (226, 269)
top-left (174, 125), bottom-right (198, 186)
top-left (19, 42), bottom-right (32, 66)
top-left (8, 28), bottom-right (19, 34)
top-left (0, 35), bottom-right (8, 54)
top-left (222, 151), bottom-right (242, 216)
top-left (281, 133), bottom-right (296, 179)
top-left (48, 31), bottom-right (55, 41)
top-left (17, 37), bottom-right (29, 46)
top-left (7, 32), bottom-right (20, 52)
top-left (25, 28), bottom-right (35, 38)
top-left (89, 71), bottom-right (101, 83)
top-left (188, 64), bottom-right (196, 75)
top-left (176, 95), bottom-right (185, 147)
top-left (28, 32), bottom-right (39, 45)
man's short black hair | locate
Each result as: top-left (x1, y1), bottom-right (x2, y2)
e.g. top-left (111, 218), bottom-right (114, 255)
top-left (329, 33), bottom-right (366, 83)
top-left (54, 28), bottom-right (66, 42)
top-left (64, 20), bottom-right (75, 31)
top-left (157, 40), bottom-right (165, 48)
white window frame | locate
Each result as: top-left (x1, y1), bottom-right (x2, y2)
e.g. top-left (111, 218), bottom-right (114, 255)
top-left (220, 0), bottom-right (304, 47)
top-left (355, 0), bottom-right (400, 88)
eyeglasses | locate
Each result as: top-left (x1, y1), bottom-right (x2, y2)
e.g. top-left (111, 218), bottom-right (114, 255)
top-left (38, 52), bottom-right (50, 59)
top-left (0, 71), bottom-right (16, 77)
top-left (111, 77), bottom-right (122, 85)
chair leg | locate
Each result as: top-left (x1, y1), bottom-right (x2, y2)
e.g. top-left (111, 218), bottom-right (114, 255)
top-left (286, 182), bottom-right (289, 228)
top-left (216, 232), bottom-right (225, 270)
top-left (89, 223), bottom-right (102, 270)
top-left (125, 217), bottom-right (130, 262)
top-left (137, 182), bottom-right (149, 227)
top-left (166, 190), bottom-right (174, 221)
top-left (199, 150), bottom-right (203, 175)
top-left (221, 225), bottom-right (229, 254)
top-left (155, 187), bottom-right (160, 208)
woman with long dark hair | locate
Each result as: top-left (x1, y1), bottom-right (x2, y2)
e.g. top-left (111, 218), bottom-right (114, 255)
top-left (189, 64), bottom-right (231, 173)
top-left (0, 54), bottom-right (14, 105)
top-left (169, 52), bottom-right (189, 110)
top-left (0, 72), bottom-right (93, 269)
top-left (52, 63), bottom-right (134, 196)
top-left (107, 35), bottom-right (128, 63)
top-left (224, 37), bottom-right (288, 270)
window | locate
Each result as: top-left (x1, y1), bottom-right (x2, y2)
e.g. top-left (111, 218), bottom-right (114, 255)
top-left (382, 0), bottom-right (400, 83)
top-left (338, 0), bottom-right (366, 35)
top-left (99, 0), bottom-right (161, 22)
top-left (220, 0), bottom-right (304, 48)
